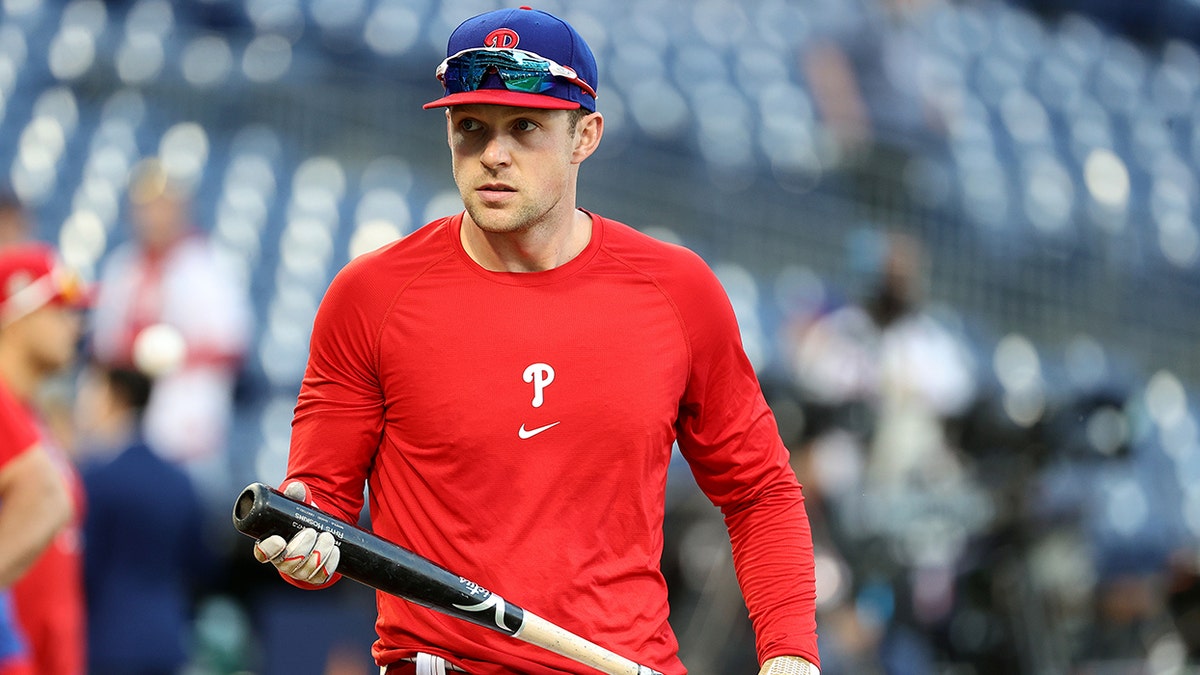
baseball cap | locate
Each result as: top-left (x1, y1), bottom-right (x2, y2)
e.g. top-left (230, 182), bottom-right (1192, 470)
top-left (423, 6), bottom-right (598, 112)
top-left (0, 243), bottom-right (91, 325)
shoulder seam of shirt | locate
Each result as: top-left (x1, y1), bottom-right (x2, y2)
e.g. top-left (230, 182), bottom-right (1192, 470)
top-left (594, 220), bottom-right (696, 391)
top-left (370, 246), bottom-right (459, 380)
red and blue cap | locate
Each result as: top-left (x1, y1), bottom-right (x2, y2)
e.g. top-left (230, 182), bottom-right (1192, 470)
top-left (423, 6), bottom-right (598, 112)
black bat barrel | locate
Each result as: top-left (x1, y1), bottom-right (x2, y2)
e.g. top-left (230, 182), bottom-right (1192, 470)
top-left (232, 482), bottom-right (525, 635)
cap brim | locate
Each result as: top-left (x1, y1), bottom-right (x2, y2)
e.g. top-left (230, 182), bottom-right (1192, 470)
top-left (423, 89), bottom-right (582, 110)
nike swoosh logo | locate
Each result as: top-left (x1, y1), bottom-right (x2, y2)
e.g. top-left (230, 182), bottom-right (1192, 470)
top-left (518, 421), bottom-right (560, 439)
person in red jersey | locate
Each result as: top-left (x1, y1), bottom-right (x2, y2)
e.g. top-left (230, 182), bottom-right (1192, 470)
top-left (252, 7), bottom-right (820, 675)
top-left (0, 243), bottom-right (90, 675)
top-left (0, 353), bottom-right (70, 675)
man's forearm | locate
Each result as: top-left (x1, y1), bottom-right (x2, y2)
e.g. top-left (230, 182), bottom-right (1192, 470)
top-left (0, 448), bottom-right (71, 587)
top-left (725, 477), bottom-right (820, 665)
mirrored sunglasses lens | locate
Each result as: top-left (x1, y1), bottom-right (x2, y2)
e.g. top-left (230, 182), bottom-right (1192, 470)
top-left (495, 71), bottom-right (554, 93)
top-left (444, 51), bottom-right (556, 94)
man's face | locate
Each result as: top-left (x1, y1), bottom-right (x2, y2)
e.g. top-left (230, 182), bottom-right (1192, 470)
top-left (447, 105), bottom-right (586, 234)
top-left (11, 305), bottom-right (82, 374)
top-left (133, 192), bottom-right (188, 253)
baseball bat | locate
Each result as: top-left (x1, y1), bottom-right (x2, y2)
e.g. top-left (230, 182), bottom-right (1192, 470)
top-left (232, 482), bottom-right (663, 675)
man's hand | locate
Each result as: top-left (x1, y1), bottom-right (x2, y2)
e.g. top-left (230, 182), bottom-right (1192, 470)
top-left (252, 481), bottom-right (340, 585)
top-left (758, 656), bottom-right (820, 675)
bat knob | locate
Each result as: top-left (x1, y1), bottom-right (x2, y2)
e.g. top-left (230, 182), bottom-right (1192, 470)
top-left (231, 482), bottom-right (281, 540)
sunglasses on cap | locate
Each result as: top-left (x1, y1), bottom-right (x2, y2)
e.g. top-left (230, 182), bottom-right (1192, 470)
top-left (0, 265), bottom-right (90, 325)
top-left (435, 47), bottom-right (597, 99)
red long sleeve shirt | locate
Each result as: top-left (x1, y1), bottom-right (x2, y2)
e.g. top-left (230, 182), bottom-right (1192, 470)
top-left (0, 384), bottom-right (35, 468)
top-left (12, 424), bottom-right (85, 675)
top-left (0, 382), bottom-right (85, 675)
top-left (0, 381), bottom-right (37, 670)
top-left (285, 212), bottom-right (819, 673)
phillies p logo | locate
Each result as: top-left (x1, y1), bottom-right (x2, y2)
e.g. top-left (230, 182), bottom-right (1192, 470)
top-left (485, 28), bottom-right (519, 48)
top-left (523, 363), bottom-right (554, 408)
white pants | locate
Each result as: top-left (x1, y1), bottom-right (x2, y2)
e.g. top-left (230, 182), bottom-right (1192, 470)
top-left (381, 653), bottom-right (467, 674)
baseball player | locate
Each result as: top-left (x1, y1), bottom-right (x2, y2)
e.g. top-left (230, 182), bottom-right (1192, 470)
top-left (254, 7), bottom-right (820, 675)
top-left (0, 243), bottom-right (89, 675)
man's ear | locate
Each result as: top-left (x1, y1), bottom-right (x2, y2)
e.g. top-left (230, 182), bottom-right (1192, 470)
top-left (571, 111), bottom-right (604, 164)
top-left (444, 109), bottom-right (453, 148)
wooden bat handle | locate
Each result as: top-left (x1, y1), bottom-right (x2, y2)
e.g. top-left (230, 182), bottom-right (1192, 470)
top-left (517, 611), bottom-right (661, 675)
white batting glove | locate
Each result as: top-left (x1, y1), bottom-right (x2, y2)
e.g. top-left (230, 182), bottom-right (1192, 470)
top-left (252, 481), bottom-right (341, 585)
top-left (758, 656), bottom-right (820, 675)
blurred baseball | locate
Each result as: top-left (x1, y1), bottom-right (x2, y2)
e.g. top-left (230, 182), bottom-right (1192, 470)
top-left (132, 323), bottom-right (187, 377)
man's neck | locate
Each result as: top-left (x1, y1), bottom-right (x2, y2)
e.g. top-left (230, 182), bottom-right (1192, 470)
top-left (80, 413), bottom-right (139, 460)
top-left (462, 208), bottom-right (593, 272)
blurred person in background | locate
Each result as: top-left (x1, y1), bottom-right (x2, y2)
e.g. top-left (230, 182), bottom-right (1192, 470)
top-left (74, 350), bottom-right (210, 675)
top-left (89, 158), bottom-right (253, 516)
top-left (0, 191), bottom-right (32, 249)
top-left (800, 0), bottom-right (946, 165)
top-left (787, 229), bottom-right (983, 672)
top-left (790, 229), bottom-right (977, 494)
top-left (0, 243), bottom-right (90, 675)
top-left (0, 249), bottom-right (73, 674)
